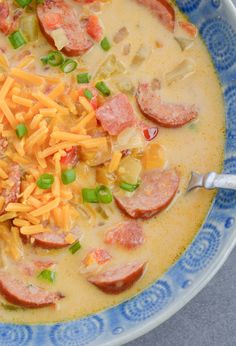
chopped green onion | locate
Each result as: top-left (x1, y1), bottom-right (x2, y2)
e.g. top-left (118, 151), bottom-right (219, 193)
top-left (69, 241), bottom-right (81, 254)
top-left (120, 181), bottom-right (140, 192)
top-left (61, 169), bottom-right (76, 185)
top-left (37, 174), bottom-right (54, 190)
top-left (15, 123), bottom-right (27, 138)
top-left (77, 73), bottom-right (91, 84)
top-left (82, 185), bottom-right (113, 204)
top-left (82, 188), bottom-right (99, 203)
top-left (38, 269), bottom-right (56, 283)
top-left (1, 303), bottom-right (25, 311)
top-left (40, 56), bottom-right (48, 65)
top-left (101, 37), bottom-right (111, 51)
top-left (8, 31), bottom-right (26, 49)
top-left (15, 0), bottom-right (33, 8)
top-left (61, 59), bottom-right (77, 73)
top-left (47, 51), bottom-right (64, 67)
top-left (96, 185), bottom-right (113, 204)
top-left (83, 88), bottom-right (93, 100)
top-left (95, 81), bottom-right (111, 96)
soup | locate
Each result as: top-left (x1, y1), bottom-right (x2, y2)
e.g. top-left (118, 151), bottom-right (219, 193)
top-left (0, 0), bottom-right (224, 324)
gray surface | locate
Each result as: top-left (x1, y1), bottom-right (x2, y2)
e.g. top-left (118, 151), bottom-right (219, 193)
top-left (126, 249), bottom-right (236, 346)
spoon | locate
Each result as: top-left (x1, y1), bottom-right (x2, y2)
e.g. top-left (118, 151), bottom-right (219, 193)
top-left (187, 172), bottom-right (236, 192)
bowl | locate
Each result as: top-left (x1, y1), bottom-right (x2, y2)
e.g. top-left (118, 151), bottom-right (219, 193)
top-left (1, 1), bottom-right (236, 345)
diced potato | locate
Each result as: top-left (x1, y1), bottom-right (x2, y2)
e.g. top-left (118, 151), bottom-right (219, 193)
top-left (165, 59), bottom-right (195, 85)
top-left (114, 127), bottom-right (145, 152)
top-left (80, 146), bottom-right (111, 167)
top-left (174, 21), bottom-right (198, 51)
top-left (113, 27), bottom-right (129, 43)
top-left (116, 77), bottom-right (135, 95)
top-left (123, 43), bottom-right (131, 56)
top-left (95, 55), bottom-right (125, 80)
top-left (76, 163), bottom-right (96, 187)
top-left (118, 156), bottom-right (142, 184)
top-left (51, 28), bottom-right (69, 51)
top-left (96, 166), bottom-right (116, 185)
top-left (142, 143), bottom-right (166, 170)
top-left (132, 44), bottom-right (151, 65)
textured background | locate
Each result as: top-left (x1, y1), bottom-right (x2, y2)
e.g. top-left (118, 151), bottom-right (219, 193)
top-left (126, 249), bottom-right (236, 346)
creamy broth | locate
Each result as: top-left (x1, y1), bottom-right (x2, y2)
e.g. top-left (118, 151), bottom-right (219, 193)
top-left (0, 0), bottom-right (224, 323)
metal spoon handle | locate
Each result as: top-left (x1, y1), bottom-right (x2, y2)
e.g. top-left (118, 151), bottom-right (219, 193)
top-left (187, 172), bottom-right (236, 192)
top-left (210, 173), bottom-right (236, 190)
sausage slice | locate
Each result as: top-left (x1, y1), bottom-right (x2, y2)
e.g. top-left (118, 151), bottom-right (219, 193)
top-left (37, 0), bottom-right (93, 57)
top-left (32, 232), bottom-right (72, 249)
top-left (136, 0), bottom-right (175, 32)
top-left (115, 168), bottom-right (179, 219)
top-left (20, 259), bottom-right (55, 276)
top-left (96, 93), bottom-right (136, 136)
top-left (0, 2), bottom-right (12, 35)
top-left (105, 221), bottom-right (144, 249)
top-left (136, 83), bottom-right (198, 128)
top-left (88, 261), bottom-right (146, 294)
top-left (0, 164), bottom-right (21, 215)
top-left (0, 272), bottom-right (63, 308)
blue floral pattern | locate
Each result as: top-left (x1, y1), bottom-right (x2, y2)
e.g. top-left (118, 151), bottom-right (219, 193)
top-left (50, 317), bottom-right (103, 346)
top-left (179, 224), bottom-right (221, 273)
top-left (0, 326), bottom-right (32, 346)
top-left (200, 18), bottom-right (236, 71)
top-left (1, 1), bottom-right (236, 345)
top-left (176, 0), bottom-right (201, 13)
top-left (121, 281), bottom-right (172, 322)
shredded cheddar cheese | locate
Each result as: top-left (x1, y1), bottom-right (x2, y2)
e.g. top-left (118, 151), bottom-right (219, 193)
top-left (0, 76), bottom-right (14, 100)
top-left (0, 59), bottom-right (115, 259)
top-left (20, 225), bottom-right (49, 235)
top-left (108, 151), bottom-right (122, 173)
top-left (30, 197), bottom-right (60, 217)
top-left (12, 95), bottom-right (34, 108)
top-left (11, 68), bottom-right (44, 86)
top-left (5, 203), bottom-right (32, 212)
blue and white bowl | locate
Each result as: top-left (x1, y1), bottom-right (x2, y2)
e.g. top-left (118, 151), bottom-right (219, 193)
top-left (1, 1), bottom-right (236, 345)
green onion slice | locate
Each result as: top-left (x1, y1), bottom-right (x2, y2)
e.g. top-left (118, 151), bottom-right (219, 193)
top-left (8, 31), bottom-right (26, 49)
top-left (82, 188), bottom-right (99, 203)
top-left (61, 169), bottom-right (76, 185)
top-left (61, 59), bottom-right (77, 73)
top-left (15, 0), bottom-right (33, 8)
top-left (82, 185), bottom-right (113, 204)
top-left (40, 56), bottom-right (48, 65)
top-left (77, 73), bottom-right (91, 84)
top-left (69, 241), bottom-right (81, 254)
top-left (15, 123), bottom-right (27, 139)
top-left (83, 88), bottom-right (93, 100)
top-left (100, 37), bottom-right (111, 51)
top-left (38, 269), bottom-right (56, 283)
top-left (95, 81), bottom-right (111, 96)
top-left (47, 51), bottom-right (64, 67)
top-left (37, 174), bottom-right (55, 190)
top-left (120, 181), bottom-right (140, 192)
top-left (96, 185), bottom-right (113, 204)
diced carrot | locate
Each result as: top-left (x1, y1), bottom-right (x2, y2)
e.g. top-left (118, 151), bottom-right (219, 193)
top-left (86, 15), bottom-right (103, 42)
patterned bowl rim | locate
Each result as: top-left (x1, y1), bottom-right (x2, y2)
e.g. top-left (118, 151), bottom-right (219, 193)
top-left (111, 235), bottom-right (236, 346)
top-left (1, 1), bottom-right (236, 346)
